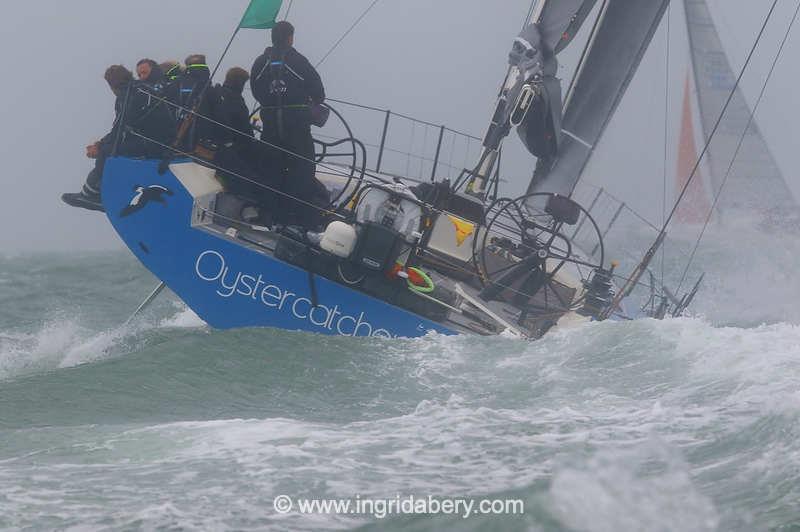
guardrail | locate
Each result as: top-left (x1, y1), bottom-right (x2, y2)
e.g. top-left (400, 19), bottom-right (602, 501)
top-left (324, 98), bottom-right (483, 181)
top-left (571, 181), bottom-right (704, 316)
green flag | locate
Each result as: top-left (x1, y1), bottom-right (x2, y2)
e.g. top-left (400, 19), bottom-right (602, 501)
top-left (239, 0), bottom-right (283, 29)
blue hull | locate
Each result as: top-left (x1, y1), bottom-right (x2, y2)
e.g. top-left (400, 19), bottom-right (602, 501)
top-left (102, 157), bottom-right (456, 338)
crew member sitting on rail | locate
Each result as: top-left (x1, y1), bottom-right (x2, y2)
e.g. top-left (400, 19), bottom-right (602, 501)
top-left (136, 58), bottom-right (168, 96)
top-left (169, 54), bottom-right (218, 153)
top-left (160, 60), bottom-right (182, 82)
top-left (251, 21), bottom-right (328, 227)
top-left (62, 65), bottom-right (176, 213)
top-left (157, 61), bottom-right (183, 120)
top-left (136, 59), bottom-right (160, 83)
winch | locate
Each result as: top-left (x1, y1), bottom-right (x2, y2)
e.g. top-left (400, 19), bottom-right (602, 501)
top-left (580, 263), bottom-right (617, 318)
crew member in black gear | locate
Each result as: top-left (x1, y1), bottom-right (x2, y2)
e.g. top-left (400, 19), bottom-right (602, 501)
top-left (62, 65), bottom-right (176, 212)
top-left (158, 61), bottom-right (183, 120)
top-left (136, 58), bottom-right (167, 96)
top-left (160, 61), bottom-right (182, 82)
top-left (171, 54), bottom-right (217, 152)
top-left (250, 21), bottom-right (327, 226)
top-left (213, 68), bottom-right (262, 200)
top-left (176, 55), bottom-right (210, 111)
top-left (136, 58), bottom-right (159, 83)
top-left (216, 67), bottom-right (255, 156)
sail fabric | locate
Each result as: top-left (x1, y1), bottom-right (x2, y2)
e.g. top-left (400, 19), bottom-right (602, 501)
top-left (240, 0), bottom-right (283, 29)
top-left (527, 0), bottom-right (671, 196)
top-left (674, 73), bottom-right (713, 224)
top-left (682, 0), bottom-right (798, 220)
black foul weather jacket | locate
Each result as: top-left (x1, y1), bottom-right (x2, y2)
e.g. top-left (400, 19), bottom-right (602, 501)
top-left (162, 64), bottom-right (217, 147)
top-left (100, 81), bottom-right (176, 158)
top-left (215, 84), bottom-right (254, 147)
top-left (250, 46), bottom-right (325, 125)
top-left (250, 46), bottom-right (327, 225)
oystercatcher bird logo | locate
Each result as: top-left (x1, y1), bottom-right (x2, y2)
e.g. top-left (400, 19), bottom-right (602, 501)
top-left (120, 185), bottom-right (173, 218)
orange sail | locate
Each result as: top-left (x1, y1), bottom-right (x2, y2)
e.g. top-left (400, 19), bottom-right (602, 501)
top-left (675, 73), bottom-right (711, 224)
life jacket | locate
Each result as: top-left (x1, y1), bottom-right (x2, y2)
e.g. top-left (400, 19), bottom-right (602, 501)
top-left (164, 64), bottom-right (182, 82)
top-left (255, 48), bottom-right (310, 138)
top-left (114, 82), bottom-right (176, 157)
top-left (172, 64), bottom-right (219, 149)
top-left (177, 63), bottom-right (211, 117)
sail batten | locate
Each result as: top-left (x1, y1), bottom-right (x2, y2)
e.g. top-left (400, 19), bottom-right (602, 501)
top-left (527, 0), bottom-right (671, 197)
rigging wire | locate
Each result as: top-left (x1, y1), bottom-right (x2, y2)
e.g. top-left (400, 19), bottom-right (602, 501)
top-left (660, 3), bottom-right (671, 294)
top-left (316, 0), bottom-right (383, 68)
top-left (135, 88), bottom-right (375, 188)
top-left (283, 0), bottom-right (294, 20)
top-left (524, 0), bottom-right (538, 28)
top-left (675, 0), bottom-right (800, 294)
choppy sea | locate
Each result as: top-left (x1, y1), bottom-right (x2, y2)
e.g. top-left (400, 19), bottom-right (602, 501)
top-left (1, 223), bottom-right (799, 530)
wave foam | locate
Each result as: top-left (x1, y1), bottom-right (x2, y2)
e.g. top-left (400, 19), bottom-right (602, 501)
top-left (0, 304), bottom-right (208, 380)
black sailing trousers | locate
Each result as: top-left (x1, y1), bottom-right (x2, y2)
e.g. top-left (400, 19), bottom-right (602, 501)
top-left (259, 109), bottom-right (318, 226)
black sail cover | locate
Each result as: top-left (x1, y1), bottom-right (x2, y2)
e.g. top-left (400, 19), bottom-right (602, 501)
top-left (505, 1), bottom-right (599, 162)
top-left (525, 0), bottom-right (671, 196)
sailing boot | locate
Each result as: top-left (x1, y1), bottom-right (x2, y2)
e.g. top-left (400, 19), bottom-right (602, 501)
top-left (61, 183), bottom-right (105, 213)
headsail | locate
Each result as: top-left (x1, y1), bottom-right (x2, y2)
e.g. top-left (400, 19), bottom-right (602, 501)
top-left (527, 0), bottom-right (671, 196)
top-left (682, 0), bottom-right (798, 222)
top-left (674, 73), bottom-right (713, 224)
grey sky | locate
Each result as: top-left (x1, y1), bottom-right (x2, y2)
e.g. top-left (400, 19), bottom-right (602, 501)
top-left (0, 0), bottom-right (797, 253)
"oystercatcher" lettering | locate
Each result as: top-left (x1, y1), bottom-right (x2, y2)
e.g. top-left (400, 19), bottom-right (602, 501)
top-left (194, 250), bottom-right (396, 338)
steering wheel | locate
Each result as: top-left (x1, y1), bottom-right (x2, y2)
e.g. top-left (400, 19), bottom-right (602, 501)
top-left (477, 192), bottom-right (605, 313)
top-left (249, 103), bottom-right (367, 214)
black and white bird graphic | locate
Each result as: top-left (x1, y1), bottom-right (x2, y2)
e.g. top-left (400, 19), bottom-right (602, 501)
top-left (120, 185), bottom-right (174, 218)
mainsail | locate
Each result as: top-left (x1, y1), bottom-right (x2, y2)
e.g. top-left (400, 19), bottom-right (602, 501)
top-left (680, 0), bottom-right (798, 222)
top-left (526, 0), bottom-right (671, 196)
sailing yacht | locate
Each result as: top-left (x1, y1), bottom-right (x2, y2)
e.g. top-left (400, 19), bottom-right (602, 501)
top-left (98, 0), bottom-right (711, 338)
